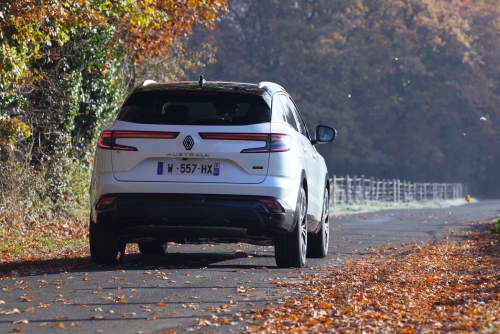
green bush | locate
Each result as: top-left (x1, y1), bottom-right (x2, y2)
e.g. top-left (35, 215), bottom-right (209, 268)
top-left (0, 24), bottom-right (122, 227)
top-left (492, 218), bottom-right (500, 234)
top-left (0, 154), bottom-right (91, 227)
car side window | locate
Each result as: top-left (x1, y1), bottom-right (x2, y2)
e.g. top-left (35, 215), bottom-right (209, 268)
top-left (288, 97), bottom-right (311, 140)
top-left (284, 96), bottom-right (305, 135)
top-left (271, 94), bottom-right (286, 123)
top-left (277, 94), bottom-right (299, 132)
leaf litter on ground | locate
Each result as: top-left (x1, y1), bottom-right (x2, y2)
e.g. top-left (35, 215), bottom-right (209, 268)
top-left (231, 219), bottom-right (500, 333)
top-left (2, 213), bottom-right (499, 333)
top-left (0, 217), bottom-right (88, 263)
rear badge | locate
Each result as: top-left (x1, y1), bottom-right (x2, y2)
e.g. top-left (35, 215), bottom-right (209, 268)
top-left (183, 136), bottom-right (194, 150)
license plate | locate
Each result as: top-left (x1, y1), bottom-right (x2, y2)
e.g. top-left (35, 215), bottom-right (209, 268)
top-left (157, 162), bottom-right (220, 176)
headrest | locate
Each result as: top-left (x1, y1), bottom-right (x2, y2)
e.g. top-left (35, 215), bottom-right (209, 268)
top-left (164, 104), bottom-right (189, 124)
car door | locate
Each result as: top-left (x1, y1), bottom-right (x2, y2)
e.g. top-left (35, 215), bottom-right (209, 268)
top-left (278, 94), bottom-right (322, 223)
top-left (289, 99), bottom-right (324, 222)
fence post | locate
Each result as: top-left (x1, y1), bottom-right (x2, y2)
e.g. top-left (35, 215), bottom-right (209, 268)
top-left (353, 175), bottom-right (357, 202)
top-left (383, 180), bottom-right (391, 202)
top-left (402, 181), bottom-right (406, 202)
top-left (331, 175), bottom-right (336, 208)
top-left (370, 177), bottom-right (374, 201)
top-left (345, 175), bottom-right (350, 204)
top-left (361, 175), bottom-right (365, 200)
top-left (396, 179), bottom-right (399, 202)
top-left (382, 179), bottom-right (386, 202)
top-left (393, 179), bottom-right (397, 202)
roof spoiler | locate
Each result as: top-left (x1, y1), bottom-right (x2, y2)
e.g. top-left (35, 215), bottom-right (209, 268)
top-left (142, 80), bottom-right (157, 87)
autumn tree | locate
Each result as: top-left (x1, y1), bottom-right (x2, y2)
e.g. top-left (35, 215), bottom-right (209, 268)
top-left (192, 0), bottom-right (500, 195)
top-left (0, 0), bottom-right (226, 223)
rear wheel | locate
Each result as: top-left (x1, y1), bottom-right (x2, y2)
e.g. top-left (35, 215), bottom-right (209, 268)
top-left (307, 188), bottom-right (330, 258)
top-left (138, 239), bottom-right (167, 255)
top-left (275, 186), bottom-right (307, 268)
top-left (89, 221), bottom-right (126, 265)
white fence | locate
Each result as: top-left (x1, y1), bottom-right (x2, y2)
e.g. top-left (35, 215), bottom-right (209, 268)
top-left (329, 175), bottom-right (467, 207)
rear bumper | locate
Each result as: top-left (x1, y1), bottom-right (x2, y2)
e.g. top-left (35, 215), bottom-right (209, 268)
top-left (90, 173), bottom-right (300, 213)
top-left (92, 194), bottom-right (295, 240)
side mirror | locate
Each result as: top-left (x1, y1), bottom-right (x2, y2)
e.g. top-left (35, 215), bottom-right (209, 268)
top-left (312, 125), bottom-right (336, 145)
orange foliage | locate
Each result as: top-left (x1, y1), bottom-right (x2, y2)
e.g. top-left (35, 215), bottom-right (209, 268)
top-left (114, 0), bottom-right (227, 62)
top-left (240, 220), bottom-right (500, 332)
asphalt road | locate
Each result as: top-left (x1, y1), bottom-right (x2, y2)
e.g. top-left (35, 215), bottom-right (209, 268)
top-left (1, 200), bottom-right (499, 333)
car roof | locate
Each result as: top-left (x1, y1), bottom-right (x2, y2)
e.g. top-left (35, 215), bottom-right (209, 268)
top-left (131, 81), bottom-right (286, 97)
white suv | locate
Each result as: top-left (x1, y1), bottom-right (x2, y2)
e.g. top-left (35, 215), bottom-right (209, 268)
top-left (89, 78), bottom-right (336, 268)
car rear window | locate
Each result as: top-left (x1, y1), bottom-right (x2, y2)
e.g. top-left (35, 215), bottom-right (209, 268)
top-left (118, 91), bottom-right (271, 125)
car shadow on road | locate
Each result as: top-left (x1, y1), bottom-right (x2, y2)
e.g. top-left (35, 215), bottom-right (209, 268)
top-left (0, 251), bottom-right (276, 277)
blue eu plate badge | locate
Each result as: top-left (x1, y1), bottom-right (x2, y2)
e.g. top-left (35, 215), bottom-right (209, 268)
top-left (214, 163), bottom-right (220, 176)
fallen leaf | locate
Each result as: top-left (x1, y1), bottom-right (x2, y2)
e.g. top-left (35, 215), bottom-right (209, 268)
top-left (91, 315), bottom-right (108, 320)
top-left (11, 326), bottom-right (23, 333)
top-left (37, 302), bottom-right (51, 308)
top-left (0, 308), bottom-right (20, 315)
top-left (114, 295), bottom-right (126, 303)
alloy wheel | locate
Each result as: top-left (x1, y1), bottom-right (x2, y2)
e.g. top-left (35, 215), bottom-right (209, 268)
top-left (322, 190), bottom-right (330, 255)
top-left (298, 187), bottom-right (308, 265)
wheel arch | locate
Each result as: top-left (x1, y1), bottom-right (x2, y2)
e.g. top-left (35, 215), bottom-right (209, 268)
top-left (289, 169), bottom-right (307, 232)
top-left (325, 174), bottom-right (330, 196)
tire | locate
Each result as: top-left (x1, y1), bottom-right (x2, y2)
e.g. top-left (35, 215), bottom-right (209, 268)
top-left (138, 239), bottom-right (167, 255)
top-left (307, 188), bottom-right (330, 258)
top-left (89, 221), bottom-right (126, 265)
top-left (275, 186), bottom-right (308, 268)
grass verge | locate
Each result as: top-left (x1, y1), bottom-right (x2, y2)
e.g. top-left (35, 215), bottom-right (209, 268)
top-left (331, 198), bottom-right (475, 215)
top-left (0, 217), bottom-right (88, 265)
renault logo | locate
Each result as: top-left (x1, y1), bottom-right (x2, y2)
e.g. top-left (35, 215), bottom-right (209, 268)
top-left (183, 136), bottom-right (195, 150)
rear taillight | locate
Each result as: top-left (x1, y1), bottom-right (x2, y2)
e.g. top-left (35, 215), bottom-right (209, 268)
top-left (98, 130), bottom-right (179, 151)
top-left (259, 199), bottom-right (285, 213)
top-left (269, 134), bottom-right (293, 152)
top-left (97, 131), bottom-right (113, 149)
top-left (198, 133), bottom-right (292, 153)
top-left (198, 133), bottom-right (269, 141)
top-left (96, 196), bottom-right (117, 210)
